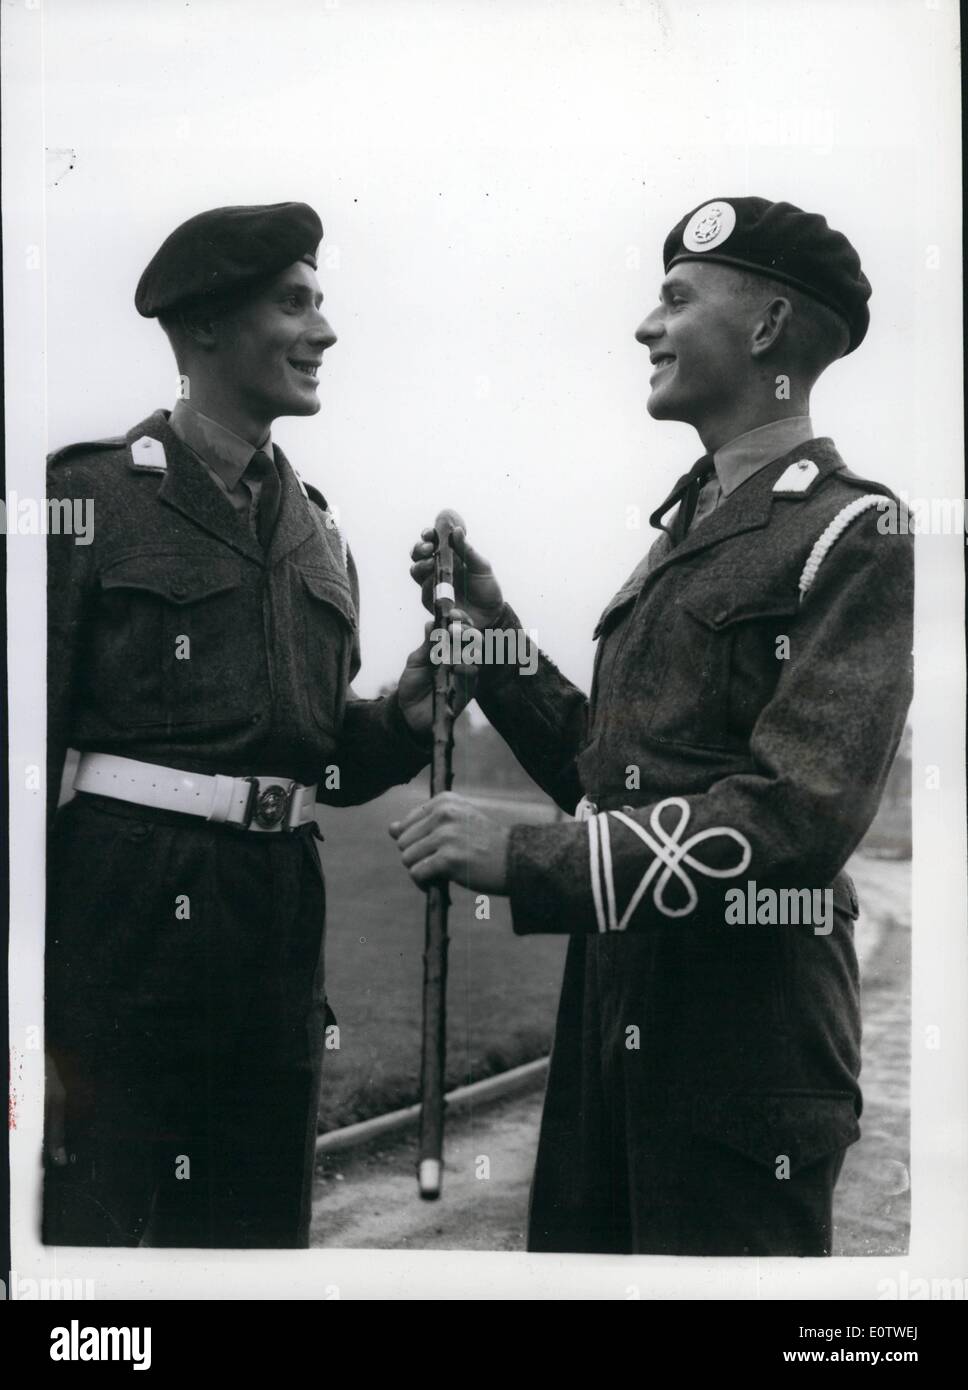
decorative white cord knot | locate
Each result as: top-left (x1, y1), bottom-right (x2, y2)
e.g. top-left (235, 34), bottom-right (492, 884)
top-left (588, 796), bottom-right (752, 930)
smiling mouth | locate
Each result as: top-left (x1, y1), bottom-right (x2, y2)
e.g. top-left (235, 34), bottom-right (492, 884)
top-left (650, 353), bottom-right (676, 370)
top-left (288, 359), bottom-right (321, 379)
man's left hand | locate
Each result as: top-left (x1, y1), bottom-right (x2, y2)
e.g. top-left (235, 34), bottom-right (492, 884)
top-left (396, 608), bottom-right (479, 740)
top-left (389, 792), bottom-right (510, 894)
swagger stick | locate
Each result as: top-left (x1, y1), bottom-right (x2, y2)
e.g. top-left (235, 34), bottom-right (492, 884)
top-left (417, 508), bottom-right (464, 1199)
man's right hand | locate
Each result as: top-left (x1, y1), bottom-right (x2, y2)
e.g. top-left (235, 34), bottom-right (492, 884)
top-left (410, 525), bottom-right (505, 630)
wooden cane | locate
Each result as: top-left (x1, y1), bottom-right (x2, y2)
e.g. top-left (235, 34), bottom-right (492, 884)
top-left (417, 508), bottom-right (464, 1199)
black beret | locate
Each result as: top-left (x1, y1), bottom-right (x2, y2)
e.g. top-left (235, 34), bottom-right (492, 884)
top-left (135, 201), bottom-right (323, 318)
top-left (663, 196), bottom-right (871, 352)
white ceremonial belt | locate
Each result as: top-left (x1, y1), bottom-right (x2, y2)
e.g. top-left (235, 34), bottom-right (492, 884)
top-left (74, 752), bottom-right (318, 834)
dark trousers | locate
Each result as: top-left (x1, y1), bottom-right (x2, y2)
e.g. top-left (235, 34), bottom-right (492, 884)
top-left (527, 935), bottom-right (853, 1257)
top-left (528, 1098), bottom-right (846, 1256)
top-left (43, 795), bottom-right (328, 1248)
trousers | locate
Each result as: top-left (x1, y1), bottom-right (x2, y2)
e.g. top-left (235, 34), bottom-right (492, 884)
top-left (43, 794), bottom-right (329, 1248)
top-left (526, 932), bottom-right (855, 1256)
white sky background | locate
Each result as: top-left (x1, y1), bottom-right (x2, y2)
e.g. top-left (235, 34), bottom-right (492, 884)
top-left (43, 0), bottom-right (960, 696)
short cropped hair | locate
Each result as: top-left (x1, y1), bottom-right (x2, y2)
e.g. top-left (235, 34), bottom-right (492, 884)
top-left (732, 269), bottom-right (851, 377)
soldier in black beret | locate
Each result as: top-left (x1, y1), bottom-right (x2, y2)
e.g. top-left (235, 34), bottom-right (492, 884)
top-left (398, 196), bottom-right (912, 1254)
top-left (44, 202), bottom-right (455, 1247)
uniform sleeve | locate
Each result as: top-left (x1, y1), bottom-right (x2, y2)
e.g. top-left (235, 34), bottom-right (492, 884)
top-left (473, 602), bottom-right (589, 815)
top-left (506, 515), bottom-right (913, 933)
top-left (317, 543), bottom-right (431, 806)
top-left (46, 461), bottom-right (97, 835)
top-left (322, 689), bottom-right (431, 806)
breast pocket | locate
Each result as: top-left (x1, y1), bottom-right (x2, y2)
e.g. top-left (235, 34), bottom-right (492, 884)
top-left (648, 591), bottom-right (800, 751)
top-left (97, 552), bottom-right (267, 731)
top-left (297, 568), bottom-right (358, 734)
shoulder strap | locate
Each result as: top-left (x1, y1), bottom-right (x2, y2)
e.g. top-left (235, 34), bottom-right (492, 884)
top-left (48, 436), bottom-right (125, 467)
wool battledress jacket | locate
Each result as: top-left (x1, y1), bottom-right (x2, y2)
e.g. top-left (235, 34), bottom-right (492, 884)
top-left (476, 437), bottom-right (914, 1254)
top-left (47, 408), bottom-right (429, 828)
top-left (43, 408), bottom-right (429, 1246)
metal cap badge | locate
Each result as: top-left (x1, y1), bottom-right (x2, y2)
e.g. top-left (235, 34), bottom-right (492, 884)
top-left (681, 201), bottom-right (737, 252)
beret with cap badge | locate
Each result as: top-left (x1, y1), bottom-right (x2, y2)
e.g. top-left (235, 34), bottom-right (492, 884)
top-left (135, 201), bottom-right (323, 318)
top-left (663, 196), bottom-right (872, 352)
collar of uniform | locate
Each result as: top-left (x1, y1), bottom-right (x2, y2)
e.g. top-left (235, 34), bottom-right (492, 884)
top-left (713, 416), bottom-right (814, 498)
top-left (632, 437), bottom-right (844, 587)
top-left (169, 398), bottom-right (272, 491)
top-left (126, 408), bottom-right (346, 573)
top-left (592, 437), bottom-right (841, 637)
top-left (125, 409), bottom-right (265, 563)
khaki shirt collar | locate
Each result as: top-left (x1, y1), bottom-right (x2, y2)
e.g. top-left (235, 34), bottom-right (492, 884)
top-left (713, 415), bottom-right (814, 497)
top-left (170, 398), bottom-right (272, 491)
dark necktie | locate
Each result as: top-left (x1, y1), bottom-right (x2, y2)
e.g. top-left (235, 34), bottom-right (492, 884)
top-left (648, 453), bottom-right (715, 546)
top-left (243, 449), bottom-right (281, 550)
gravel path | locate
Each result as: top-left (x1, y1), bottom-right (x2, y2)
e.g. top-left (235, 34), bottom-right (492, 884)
top-left (311, 1085), bottom-right (541, 1251)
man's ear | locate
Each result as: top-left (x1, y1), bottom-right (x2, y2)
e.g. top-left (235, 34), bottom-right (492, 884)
top-left (750, 296), bottom-right (793, 358)
top-left (178, 304), bottom-right (220, 351)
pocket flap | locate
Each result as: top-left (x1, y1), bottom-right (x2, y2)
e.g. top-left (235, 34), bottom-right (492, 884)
top-left (592, 551), bottom-right (659, 639)
top-left (692, 1091), bottom-right (860, 1172)
top-left (101, 554), bottom-right (242, 604)
top-left (589, 578), bottom-right (642, 636)
top-left (300, 568), bottom-right (358, 630)
top-left (683, 593), bottom-right (800, 630)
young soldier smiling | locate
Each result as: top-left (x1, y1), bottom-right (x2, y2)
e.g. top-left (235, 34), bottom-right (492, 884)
top-left (398, 196), bottom-right (914, 1256)
top-left (44, 201), bottom-right (474, 1248)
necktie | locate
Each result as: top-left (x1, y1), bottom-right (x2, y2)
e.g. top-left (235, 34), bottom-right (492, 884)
top-left (243, 449), bottom-right (281, 550)
top-left (691, 472), bottom-right (723, 530)
top-left (648, 454), bottom-right (715, 546)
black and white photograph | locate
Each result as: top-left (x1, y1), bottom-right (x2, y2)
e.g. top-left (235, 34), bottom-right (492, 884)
top-left (2, 0), bottom-right (965, 1312)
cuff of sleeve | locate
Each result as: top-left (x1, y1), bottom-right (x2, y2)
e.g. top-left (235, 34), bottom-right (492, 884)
top-left (507, 819), bottom-right (594, 935)
top-left (476, 601), bottom-right (531, 689)
top-left (385, 688), bottom-right (433, 775)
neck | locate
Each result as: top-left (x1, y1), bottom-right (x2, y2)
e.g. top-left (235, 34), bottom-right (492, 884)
top-left (177, 375), bottom-right (272, 447)
top-left (696, 393), bottom-right (811, 455)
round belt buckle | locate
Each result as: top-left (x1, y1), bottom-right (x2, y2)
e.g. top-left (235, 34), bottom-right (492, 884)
top-left (254, 782), bottom-right (290, 829)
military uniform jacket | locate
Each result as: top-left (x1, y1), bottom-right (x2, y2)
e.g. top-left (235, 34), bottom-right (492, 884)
top-left (47, 408), bottom-right (429, 822)
top-left (477, 437), bottom-right (913, 1171)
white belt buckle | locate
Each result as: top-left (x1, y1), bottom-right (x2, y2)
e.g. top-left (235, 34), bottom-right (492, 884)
top-left (242, 776), bottom-right (294, 832)
top-left (287, 783), bottom-right (317, 831)
top-left (238, 777), bottom-right (317, 833)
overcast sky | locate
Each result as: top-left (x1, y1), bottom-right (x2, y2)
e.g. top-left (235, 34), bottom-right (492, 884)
top-left (42, 0), bottom-right (961, 695)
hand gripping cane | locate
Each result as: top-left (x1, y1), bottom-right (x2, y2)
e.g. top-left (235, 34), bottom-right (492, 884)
top-left (417, 509), bottom-right (465, 1198)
